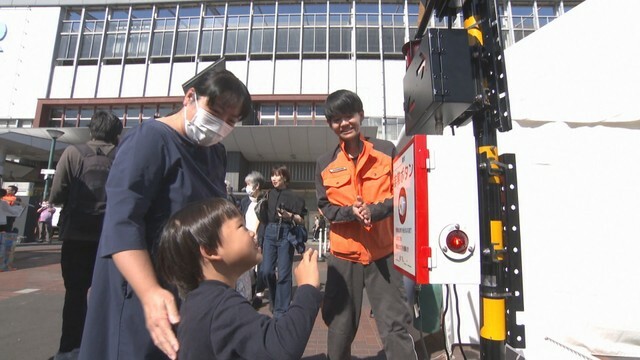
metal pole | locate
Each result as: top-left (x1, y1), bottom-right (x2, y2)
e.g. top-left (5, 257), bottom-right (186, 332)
top-left (42, 137), bottom-right (57, 201)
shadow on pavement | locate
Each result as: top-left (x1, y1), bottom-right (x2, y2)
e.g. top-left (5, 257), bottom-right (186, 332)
top-left (10, 246), bottom-right (61, 270)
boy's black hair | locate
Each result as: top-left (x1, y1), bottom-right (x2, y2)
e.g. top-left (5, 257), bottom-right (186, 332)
top-left (192, 69), bottom-right (253, 123)
top-left (156, 197), bottom-right (242, 299)
top-left (89, 110), bottom-right (123, 145)
top-left (271, 165), bottom-right (291, 184)
top-left (324, 89), bottom-right (364, 122)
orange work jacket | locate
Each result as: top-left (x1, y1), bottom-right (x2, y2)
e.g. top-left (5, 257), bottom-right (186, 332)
top-left (315, 136), bottom-right (396, 264)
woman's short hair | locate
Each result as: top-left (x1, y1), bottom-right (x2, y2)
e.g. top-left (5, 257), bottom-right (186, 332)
top-left (245, 171), bottom-right (265, 189)
top-left (271, 165), bottom-right (291, 183)
top-left (88, 110), bottom-right (123, 144)
top-left (156, 197), bottom-right (242, 299)
top-left (192, 69), bottom-right (253, 123)
top-left (324, 89), bottom-right (364, 123)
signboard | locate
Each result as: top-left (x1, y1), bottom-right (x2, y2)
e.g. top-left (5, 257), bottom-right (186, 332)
top-left (393, 135), bottom-right (430, 284)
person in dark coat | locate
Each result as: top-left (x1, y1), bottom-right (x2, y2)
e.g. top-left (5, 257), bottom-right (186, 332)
top-left (78, 67), bottom-right (252, 360)
top-left (49, 110), bottom-right (122, 360)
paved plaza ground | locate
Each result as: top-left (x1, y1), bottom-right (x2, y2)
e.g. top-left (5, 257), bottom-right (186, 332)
top-left (0, 240), bottom-right (478, 359)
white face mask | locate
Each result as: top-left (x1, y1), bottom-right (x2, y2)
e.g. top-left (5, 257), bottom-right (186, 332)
top-left (184, 95), bottom-right (234, 147)
top-left (245, 184), bottom-right (255, 196)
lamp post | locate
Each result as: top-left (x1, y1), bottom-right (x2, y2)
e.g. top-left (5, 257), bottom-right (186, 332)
top-left (42, 129), bottom-right (65, 201)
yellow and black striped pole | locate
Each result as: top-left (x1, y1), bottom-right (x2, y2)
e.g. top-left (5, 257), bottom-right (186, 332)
top-left (463, 0), bottom-right (513, 358)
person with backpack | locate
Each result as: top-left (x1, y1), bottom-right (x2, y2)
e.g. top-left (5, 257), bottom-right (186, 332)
top-left (49, 110), bottom-right (123, 360)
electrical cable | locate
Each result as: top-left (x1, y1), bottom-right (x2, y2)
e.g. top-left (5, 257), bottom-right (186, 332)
top-left (415, 285), bottom-right (428, 360)
top-left (453, 285), bottom-right (468, 360)
top-left (441, 284), bottom-right (451, 360)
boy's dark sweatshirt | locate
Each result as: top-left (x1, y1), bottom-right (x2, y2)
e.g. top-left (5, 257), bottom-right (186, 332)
top-left (177, 280), bottom-right (322, 360)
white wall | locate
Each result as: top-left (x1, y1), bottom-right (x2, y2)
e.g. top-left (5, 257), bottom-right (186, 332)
top-left (301, 59), bottom-right (328, 94)
top-left (120, 63), bottom-right (146, 97)
top-left (273, 59), bottom-right (301, 94)
top-left (97, 64), bottom-right (122, 98)
top-left (145, 63), bottom-right (170, 96)
top-left (170, 62), bottom-right (197, 95)
top-left (328, 59), bottom-right (355, 93)
top-left (49, 66), bottom-right (74, 99)
top-left (384, 60), bottom-right (406, 117)
top-left (73, 65), bottom-right (98, 98)
top-left (356, 60), bottom-right (384, 116)
top-left (247, 60), bottom-right (274, 95)
top-left (0, 7), bottom-right (59, 117)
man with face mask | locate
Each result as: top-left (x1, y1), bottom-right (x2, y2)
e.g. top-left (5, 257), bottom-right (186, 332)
top-left (79, 63), bottom-right (253, 360)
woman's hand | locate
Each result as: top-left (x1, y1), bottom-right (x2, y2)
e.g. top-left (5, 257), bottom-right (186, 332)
top-left (112, 250), bottom-right (180, 359)
top-left (140, 287), bottom-right (181, 359)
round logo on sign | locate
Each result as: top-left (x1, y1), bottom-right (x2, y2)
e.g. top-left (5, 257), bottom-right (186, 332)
top-left (398, 187), bottom-right (407, 224)
top-left (0, 22), bottom-right (7, 41)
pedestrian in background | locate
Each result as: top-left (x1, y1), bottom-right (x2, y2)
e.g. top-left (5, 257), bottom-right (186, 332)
top-left (49, 110), bottom-right (123, 360)
top-left (78, 65), bottom-right (252, 360)
top-left (315, 89), bottom-right (427, 360)
top-left (1, 185), bottom-right (19, 232)
top-left (237, 170), bottom-right (266, 306)
top-left (36, 201), bottom-right (56, 244)
top-left (259, 165), bottom-right (306, 319)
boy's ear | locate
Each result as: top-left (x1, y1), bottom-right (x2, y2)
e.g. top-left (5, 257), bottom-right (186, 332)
top-left (200, 245), bottom-right (222, 261)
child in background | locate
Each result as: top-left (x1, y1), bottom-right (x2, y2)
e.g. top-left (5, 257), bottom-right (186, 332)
top-left (156, 198), bottom-right (321, 360)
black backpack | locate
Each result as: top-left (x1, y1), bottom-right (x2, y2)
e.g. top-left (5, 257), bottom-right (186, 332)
top-left (60, 144), bottom-right (116, 239)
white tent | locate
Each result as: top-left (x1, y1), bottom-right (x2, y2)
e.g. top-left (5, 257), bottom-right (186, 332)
top-left (498, 0), bottom-right (640, 357)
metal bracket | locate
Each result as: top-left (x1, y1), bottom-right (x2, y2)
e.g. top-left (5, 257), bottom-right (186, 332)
top-left (501, 153), bottom-right (525, 349)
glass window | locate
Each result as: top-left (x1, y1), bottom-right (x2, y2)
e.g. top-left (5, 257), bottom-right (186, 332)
top-left (125, 105), bottom-right (141, 125)
top-left (105, 8), bottom-right (129, 58)
top-left (58, 9), bottom-right (83, 60)
top-left (49, 107), bottom-right (64, 128)
top-left (327, 4), bottom-right (351, 54)
top-left (251, 4), bottom-right (275, 55)
top-left (127, 8), bottom-right (152, 58)
top-left (175, 6), bottom-right (200, 56)
top-left (329, 27), bottom-right (351, 53)
top-left (278, 103), bottom-right (294, 116)
top-left (205, 5), bottom-right (225, 16)
top-left (111, 106), bottom-right (125, 122)
top-left (261, 104), bottom-right (276, 116)
top-left (227, 5), bottom-right (250, 16)
top-left (201, 5), bottom-right (224, 56)
top-left (512, 5), bottom-right (535, 29)
top-left (64, 108), bottom-right (79, 127)
top-left (277, 102), bottom-right (295, 126)
top-left (302, 3), bottom-right (327, 55)
top-left (315, 104), bottom-right (325, 118)
top-left (225, 5), bottom-right (249, 56)
top-left (142, 104), bottom-right (157, 121)
top-left (79, 107), bottom-right (93, 128)
top-left (537, 5), bottom-right (556, 27)
top-left (276, 28), bottom-right (300, 54)
top-left (151, 7), bottom-right (176, 57)
top-left (158, 104), bottom-right (177, 117)
top-left (259, 104), bottom-right (276, 126)
top-left (297, 104), bottom-right (312, 116)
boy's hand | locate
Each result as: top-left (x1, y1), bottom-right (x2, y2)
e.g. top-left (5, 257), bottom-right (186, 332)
top-left (294, 248), bottom-right (319, 289)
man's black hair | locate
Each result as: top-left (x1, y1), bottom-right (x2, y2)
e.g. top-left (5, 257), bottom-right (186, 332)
top-left (89, 110), bottom-right (123, 145)
top-left (324, 89), bottom-right (364, 122)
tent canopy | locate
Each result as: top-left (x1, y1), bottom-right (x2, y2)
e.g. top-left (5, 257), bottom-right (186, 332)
top-left (505, 0), bottom-right (640, 126)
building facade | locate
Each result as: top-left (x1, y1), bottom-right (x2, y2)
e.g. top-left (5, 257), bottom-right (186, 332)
top-left (0, 0), bottom-right (582, 214)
